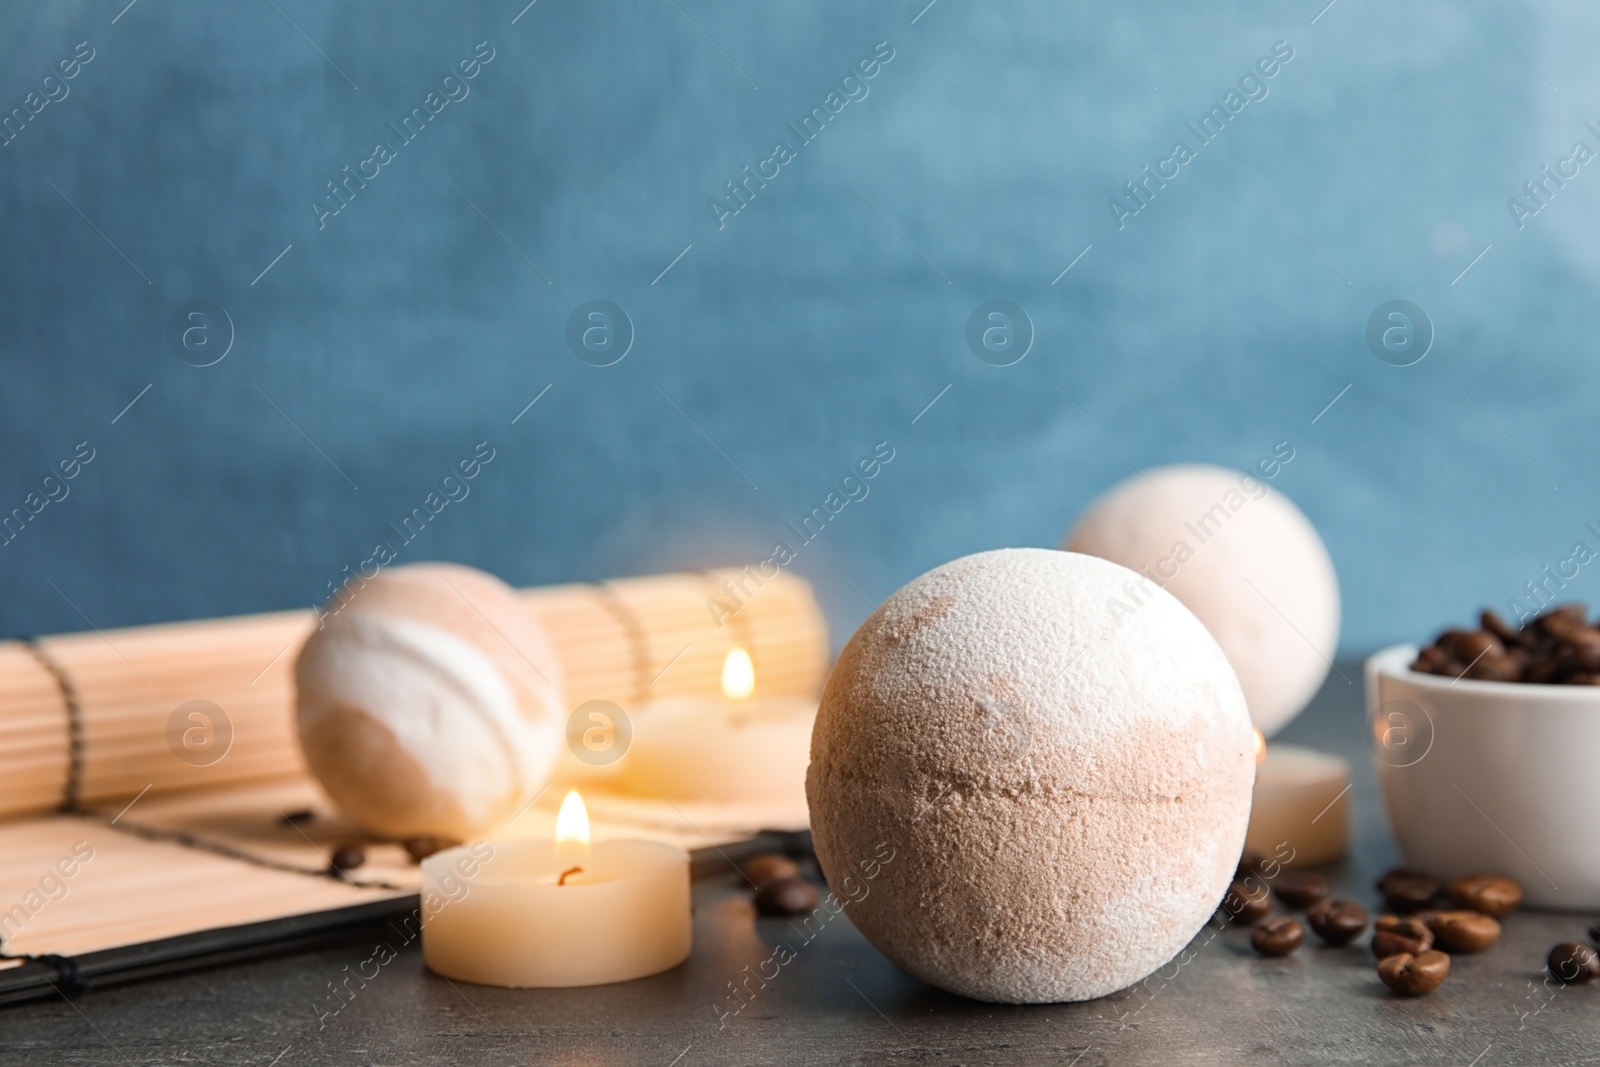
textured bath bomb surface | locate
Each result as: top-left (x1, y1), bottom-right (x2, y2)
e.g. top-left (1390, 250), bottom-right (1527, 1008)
top-left (1066, 464), bottom-right (1339, 737)
top-left (807, 548), bottom-right (1254, 1003)
top-left (296, 563), bottom-right (563, 839)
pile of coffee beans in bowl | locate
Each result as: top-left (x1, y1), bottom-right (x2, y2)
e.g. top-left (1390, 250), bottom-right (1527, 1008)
top-left (1410, 604), bottom-right (1600, 684)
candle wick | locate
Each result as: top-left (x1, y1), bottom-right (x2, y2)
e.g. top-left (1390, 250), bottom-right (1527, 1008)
top-left (558, 866), bottom-right (583, 886)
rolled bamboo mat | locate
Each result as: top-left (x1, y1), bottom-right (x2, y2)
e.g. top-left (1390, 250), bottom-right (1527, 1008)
top-left (0, 568), bottom-right (827, 818)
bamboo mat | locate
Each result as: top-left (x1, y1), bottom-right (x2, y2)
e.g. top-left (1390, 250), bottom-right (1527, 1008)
top-left (0, 775), bottom-right (809, 962)
top-left (0, 567), bottom-right (824, 976)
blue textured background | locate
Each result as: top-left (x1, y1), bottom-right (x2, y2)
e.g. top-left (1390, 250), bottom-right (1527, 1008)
top-left (1, 0), bottom-right (1595, 655)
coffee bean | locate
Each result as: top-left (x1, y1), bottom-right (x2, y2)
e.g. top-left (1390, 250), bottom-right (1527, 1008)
top-left (1480, 609), bottom-right (1525, 647)
top-left (1378, 950), bottom-right (1450, 996)
top-left (1563, 628), bottom-right (1600, 670)
top-left (1251, 916), bottom-right (1305, 957)
top-left (1412, 650), bottom-right (1468, 678)
top-left (1411, 646), bottom-right (1450, 673)
top-left (1306, 899), bottom-right (1369, 946)
top-left (1445, 629), bottom-right (1502, 663)
top-left (1466, 653), bottom-right (1521, 682)
top-left (754, 876), bottom-right (819, 917)
top-left (402, 836), bottom-right (460, 863)
top-left (1372, 915), bottom-right (1433, 957)
top-left (1235, 849), bottom-right (1264, 879)
top-left (1221, 879), bottom-right (1271, 923)
top-left (329, 844), bottom-right (365, 875)
top-left (1535, 604), bottom-right (1588, 636)
top-left (742, 853), bottom-right (802, 890)
top-left (1525, 657), bottom-right (1562, 684)
top-left (1426, 910), bottom-right (1500, 953)
top-left (1548, 942), bottom-right (1600, 983)
top-left (280, 809), bottom-right (315, 826)
top-left (1448, 874), bottom-right (1522, 918)
top-left (1376, 868), bottom-right (1441, 912)
top-left (1272, 872), bottom-right (1329, 910)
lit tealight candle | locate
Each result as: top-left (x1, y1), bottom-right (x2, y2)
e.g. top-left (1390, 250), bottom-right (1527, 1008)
top-left (421, 791), bottom-right (691, 987)
top-left (622, 647), bottom-right (816, 802)
top-left (1244, 728), bottom-right (1351, 867)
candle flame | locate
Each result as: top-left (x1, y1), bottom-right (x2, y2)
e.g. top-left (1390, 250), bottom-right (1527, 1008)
top-left (555, 789), bottom-right (591, 848)
top-left (722, 646), bottom-right (755, 700)
top-left (1253, 727), bottom-right (1266, 764)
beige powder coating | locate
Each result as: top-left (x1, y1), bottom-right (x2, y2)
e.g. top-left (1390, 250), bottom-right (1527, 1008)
top-left (806, 548), bottom-right (1255, 1003)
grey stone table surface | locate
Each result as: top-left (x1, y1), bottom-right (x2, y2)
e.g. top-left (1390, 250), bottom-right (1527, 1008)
top-left (5, 660), bottom-right (1600, 1066)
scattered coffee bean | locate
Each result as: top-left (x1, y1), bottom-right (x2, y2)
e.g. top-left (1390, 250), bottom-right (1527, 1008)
top-left (1447, 874), bottom-right (1522, 918)
top-left (329, 844), bottom-right (365, 875)
top-left (1426, 910), bottom-right (1500, 953)
top-left (1413, 605), bottom-right (1600, 684)
top-left (1377, 950), bottom-right (1450, 996)
top-left (1548, 942), bottom-right (1600, 983)
top-left (753, 876), bottom-right (819, 917)
top-left (1376, 868), bottom-right (1441, 912)
top-left (1273, 872), bottom-right (1329, 910)
top-left (1251, 916), bottom-right (1305, 957)
top-left (1306, 899), bottom-right (1369, 946)
top-left (1372, 915), bottom-right (1433, 958)
top-left (280, 809), bottom-right (315, 826)
top-left (1221, 879), bottom-right (1272, 923)
top-left (402, 836), bottom-right (460, 863)
top-left (742, 853), bottom-right (802, 890)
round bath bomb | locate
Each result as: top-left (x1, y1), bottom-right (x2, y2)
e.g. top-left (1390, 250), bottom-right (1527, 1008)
top-left (295, 562), bottom-right (562, 839)
top-left (1065, 464), bottom-right (1339, 737)
top-left (807, 548), bottom-right (1255, 1003)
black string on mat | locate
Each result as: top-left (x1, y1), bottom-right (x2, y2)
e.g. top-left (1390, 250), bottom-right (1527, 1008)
top-left (588, 581), bottom-right (652, 709)
top-left (19, 638), bottom-right (84, 813)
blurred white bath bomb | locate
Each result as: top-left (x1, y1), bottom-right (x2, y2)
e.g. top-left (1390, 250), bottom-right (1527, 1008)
top-left (1066, 463), bottom-right (1339, 737)
top-left (296, 563), bottom-right (562, 839)
top-left (807, 548), bottom-right (1254, 1003)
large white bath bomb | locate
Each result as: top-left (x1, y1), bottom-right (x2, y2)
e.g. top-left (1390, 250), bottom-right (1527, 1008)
top-left (1066, 464), bottom-right (1339, 737)
top-left (807, 548), bottom-right (1254, 1003)
top-left (296, 563), bottom-right (563, 839)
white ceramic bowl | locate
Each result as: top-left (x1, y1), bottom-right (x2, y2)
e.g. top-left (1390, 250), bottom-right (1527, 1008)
top-left (1367, 644), bottom-right (1600, 910)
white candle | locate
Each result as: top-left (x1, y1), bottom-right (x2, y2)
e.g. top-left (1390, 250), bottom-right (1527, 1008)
top-left (421, 791), bottom-right (691, 987)
top-left (621, 647), bottom-right (816, 802)
top-left (1244, 729), bottom-right (1351, 867)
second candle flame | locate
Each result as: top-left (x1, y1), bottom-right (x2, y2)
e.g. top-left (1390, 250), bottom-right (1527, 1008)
top-left (722, 647), bottom-right (755, 700)
top-left (555, 789), bottom-right (591, 861)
